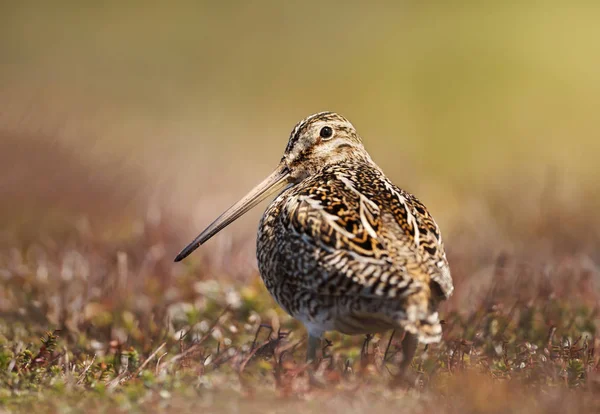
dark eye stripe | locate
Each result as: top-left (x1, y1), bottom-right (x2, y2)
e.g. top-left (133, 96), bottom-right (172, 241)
top-left (335, 143), bottom-right (352, 150)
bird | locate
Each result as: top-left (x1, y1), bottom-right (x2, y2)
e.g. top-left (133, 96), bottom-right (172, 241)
top-left (175, 112), bottom-right (453, 371)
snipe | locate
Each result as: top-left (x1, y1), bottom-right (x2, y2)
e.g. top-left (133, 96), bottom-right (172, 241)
top-left (175, 112), bottom-right (453, 370)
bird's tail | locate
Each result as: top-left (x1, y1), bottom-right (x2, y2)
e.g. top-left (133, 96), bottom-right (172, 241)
top-left (398, 288), bottom-right (443, 344)
top-left (402, 310), bottom-right (442, 344)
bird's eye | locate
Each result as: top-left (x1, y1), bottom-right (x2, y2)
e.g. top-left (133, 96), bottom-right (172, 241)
top-left (319, 126), bottom-right (333, 139)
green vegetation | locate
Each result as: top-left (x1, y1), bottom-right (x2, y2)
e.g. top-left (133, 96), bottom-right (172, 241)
top-left (1, 205), bottom-right (598, 412)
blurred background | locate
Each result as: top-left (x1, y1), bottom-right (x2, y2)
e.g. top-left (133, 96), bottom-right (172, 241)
top-left (1, 1), bottom-right (599, 261)
top-left (2, 5), bottom-right (600, 409)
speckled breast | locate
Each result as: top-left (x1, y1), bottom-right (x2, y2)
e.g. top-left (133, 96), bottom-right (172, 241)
top-left (255, 187), bottom-right (305, 317)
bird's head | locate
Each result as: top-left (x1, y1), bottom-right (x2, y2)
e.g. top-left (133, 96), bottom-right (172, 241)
top-left (281, 111), bottom-right (367, 182)
top-left (174, 111), bottom-right (369, 261)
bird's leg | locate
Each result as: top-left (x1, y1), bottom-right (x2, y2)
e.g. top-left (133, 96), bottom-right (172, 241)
top-left (361, 334), bottom-right (374, 364)
top-left (306, 334), bottom-right (322, 362)
top-left (399, 332), bottom-right (418, 373)
top-left (390, 331), bottom-right (419, 388)
top-left (305, 333), bottom-right (328, 389)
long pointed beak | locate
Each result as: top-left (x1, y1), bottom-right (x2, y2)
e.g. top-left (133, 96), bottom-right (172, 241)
top-left (174, 163), bottom-right (291, 262)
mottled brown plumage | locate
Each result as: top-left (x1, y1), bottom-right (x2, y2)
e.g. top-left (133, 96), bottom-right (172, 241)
top-left (176, 111), bottom-right (453, 367)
